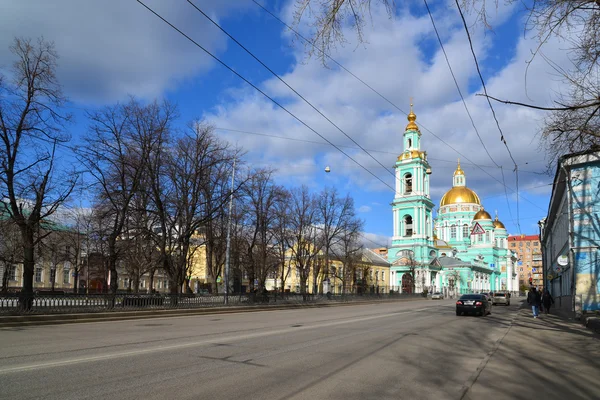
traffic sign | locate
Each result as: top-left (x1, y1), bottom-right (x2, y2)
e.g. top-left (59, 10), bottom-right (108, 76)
top-left (471, 222), bottom-right (486, 235)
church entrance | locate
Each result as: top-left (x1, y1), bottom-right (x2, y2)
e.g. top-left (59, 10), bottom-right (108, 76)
top-left (402, 273), bottom-right (414, 294)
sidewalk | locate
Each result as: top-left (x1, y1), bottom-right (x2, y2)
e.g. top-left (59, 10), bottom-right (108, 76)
top-left (464, 306), bottom-right (600, 400)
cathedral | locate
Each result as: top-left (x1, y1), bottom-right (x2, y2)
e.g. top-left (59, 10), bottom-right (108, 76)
top-left (387, 106), bottom-right (518, 296)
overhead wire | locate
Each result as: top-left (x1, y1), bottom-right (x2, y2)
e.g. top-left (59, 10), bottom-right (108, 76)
top-left (452, 0), bottom-right (522, 233)
top-left (422, 0), bottom-right (515, 225)
top-left (185, 0), bottom-right (396, 181)
top-left (214, 127), bottom-right (547, 174)
top-left (252, 0), bottom-right (541, 221)
top-left (135, 0), bottom-right (396, 193)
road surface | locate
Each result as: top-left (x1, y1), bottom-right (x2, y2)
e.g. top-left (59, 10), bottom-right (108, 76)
top-left (0, 298), bottom-right (594, 399)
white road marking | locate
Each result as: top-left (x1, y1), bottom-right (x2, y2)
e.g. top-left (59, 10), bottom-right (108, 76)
top-left (0, 309), bottom-right (436, 374)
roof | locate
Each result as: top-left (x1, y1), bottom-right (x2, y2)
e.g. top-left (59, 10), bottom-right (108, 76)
top-left (507, 234), bottom-right (539, 241)
top-left (362, 248), bottom-right (391, 267)
top-left (430, 256), bottom-right (472, 268)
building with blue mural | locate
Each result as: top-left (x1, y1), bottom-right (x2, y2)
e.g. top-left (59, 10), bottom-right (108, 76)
top-left (388, 106), bottom-right (517, 296)
top-left (541, 148), bottom-right (600, 316)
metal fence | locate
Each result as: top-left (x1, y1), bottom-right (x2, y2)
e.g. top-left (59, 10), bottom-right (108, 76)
top-left (0, 291), bottom-right (424, 315)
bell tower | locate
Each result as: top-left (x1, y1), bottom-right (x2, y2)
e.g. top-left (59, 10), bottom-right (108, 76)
top-left (388, 104), bottom-right (436, 268)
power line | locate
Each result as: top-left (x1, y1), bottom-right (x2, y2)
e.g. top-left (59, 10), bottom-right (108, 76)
top-left (135, 0), bottom-right (396, 193)
top-left (186, 0), bottom-right (396, 181)
top-left (422, 0), bottom-right (498, 168)
top-left (214, 127), bottom-right (547, 174)
top-left (252, 0), bottom-right (539, 223)
top-left (423, 0), bottom-right (516, 230)
top-left (453, 0), bottom-right (522, 233)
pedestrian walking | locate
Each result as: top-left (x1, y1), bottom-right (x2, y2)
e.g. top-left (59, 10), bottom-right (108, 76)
top-left (527, 287), bottom-right (542, 318)
top-left (542, 289), bottom-right (554, 314)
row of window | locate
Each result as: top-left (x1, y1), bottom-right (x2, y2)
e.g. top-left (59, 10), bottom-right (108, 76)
top-left (510, 241), bottom-right (539, 248)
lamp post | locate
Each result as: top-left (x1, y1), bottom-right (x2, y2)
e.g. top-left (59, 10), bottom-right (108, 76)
top-left (224, 158), bottom-right (236, 305)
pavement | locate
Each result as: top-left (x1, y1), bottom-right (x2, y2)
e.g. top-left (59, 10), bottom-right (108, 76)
top-left (0, 298), bottom-right (598, 400)
top-left (465, 302), bottom-right (600, 400)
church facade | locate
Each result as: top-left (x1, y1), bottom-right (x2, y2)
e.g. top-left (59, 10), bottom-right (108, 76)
top-left (387, 106), bottom-right (518, 296)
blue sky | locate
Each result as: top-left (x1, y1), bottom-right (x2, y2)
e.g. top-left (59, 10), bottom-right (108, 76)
top-left (1, 0), bottom-right (570, 246)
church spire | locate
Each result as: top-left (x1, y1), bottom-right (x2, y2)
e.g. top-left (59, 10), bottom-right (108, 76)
top-left (453, 159), bottom-right (466, 187)
top-left (405, 100), bottom-right (419, 132)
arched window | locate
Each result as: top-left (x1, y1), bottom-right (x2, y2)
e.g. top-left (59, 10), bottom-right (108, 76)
top-left (450, 225), bottom-right (457, 239)
top-left (404, 215), bottom-right (413, 236)
top-left (462, 224), bottom-right (469, 238)
top-left (404, 173), bottom-right (412, 194)
top-left (408, 138), bottom-right (412, 148)
top-left (485, 232), bottom-right (490, 242)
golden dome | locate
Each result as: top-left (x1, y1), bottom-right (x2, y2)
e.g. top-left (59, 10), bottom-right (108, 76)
top-left (454, 159), bottom-right (464, 176)
top-left (473, 208), bottom-right (492, 220)
top-left (405, 103), bottom-right (419, 132)
top-left (493, 216), bottom-right (506, 229)
top-left (440, 186), bottom-right (481, 207)
top-left (398, 150), bottom-right (426, 161)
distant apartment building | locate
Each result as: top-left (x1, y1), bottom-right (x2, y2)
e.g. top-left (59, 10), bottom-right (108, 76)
top-left (508, 234), bottom-right (542, 290)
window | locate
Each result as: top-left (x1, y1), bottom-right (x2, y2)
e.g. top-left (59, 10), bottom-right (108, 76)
top-left (526, 242), bottom-right (530, 247)
top-left (63, 268), bottom-right (70, 284)
top-left (450, 225), bottom-right (457, 239)
top-left (7, 265), bottom-right (17, 281)
top-left (382, 271), bottom-right (385, 281)
top-left (462, 224), bottom-right (469, 238)
top-left (404, 173), bottom-right (413, 194)
top-left (404, 215), bottom-right (413, 236)
top-left (519, 242), bottom-right (523, 247)
top-left (35, 267), bottom-right (42, 283)
top-left (478, 234), bottom-right (483, 242)
top-left (407, 138), bottom-right (412, 148)
top-left (485, 232), bottom-right (490, 242)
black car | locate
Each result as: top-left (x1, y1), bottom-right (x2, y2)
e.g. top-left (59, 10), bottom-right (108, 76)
top-left (456, 294), bottom-right (491, 316)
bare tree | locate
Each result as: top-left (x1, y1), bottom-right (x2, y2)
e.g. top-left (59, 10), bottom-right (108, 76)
top-left (272, 189), bottom-right (294, 294)
top-left (292, 0), bottom-right (394, 65)
top-left (0, 218), bottom-right (22, 292)
top-left (316, 187), bottom-right (357, 294)
top-left (0, 37), bottom-right (76, 305)
top-left (286, 186), bottom-right (321, 299)
top-left (239, 168), bottom-right (285, 293)
top-left (330, 216), bottom-right (363, 294)
top-left (146, 122), bottom-right (236, 295)
top-left (57, 208), bottom-right (92, 293)
top-left (80, 98), bottom-right (175, 295)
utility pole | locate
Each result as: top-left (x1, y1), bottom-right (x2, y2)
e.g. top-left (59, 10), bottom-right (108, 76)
top-left (224, 158), bottom-right (236, 305)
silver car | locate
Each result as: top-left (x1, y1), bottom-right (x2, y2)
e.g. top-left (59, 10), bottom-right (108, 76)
top-left (431, 292), bottom-right (443, 300)
top-left (492, 292), bottom-right (510, 306)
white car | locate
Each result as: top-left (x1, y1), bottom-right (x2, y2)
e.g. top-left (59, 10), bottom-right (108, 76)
top-left (431, 292), bottom-right (443, 300)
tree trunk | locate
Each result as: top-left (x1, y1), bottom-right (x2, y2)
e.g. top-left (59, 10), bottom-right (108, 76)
top-left (133, 273), bottom-right (140, 294)
top-left (149, 270), bottom-right (155, 293)
top-left (73, 270), bottom-right (79, 294)
top-left (1, 263), bottom-right (9, 293)
top-left (19, 227), bottom-right (35, 310)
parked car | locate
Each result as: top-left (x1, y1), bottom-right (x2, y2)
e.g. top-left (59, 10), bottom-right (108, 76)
top-left (491, 292), bottom-right (510, 306)
top-left (431, 292), bottom-right (443, 300)
top-left (456, 294), bottom-right (491, 316)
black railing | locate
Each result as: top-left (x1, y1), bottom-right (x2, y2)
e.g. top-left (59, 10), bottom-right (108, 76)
top-left (0, 291), bottom-right (423, 315)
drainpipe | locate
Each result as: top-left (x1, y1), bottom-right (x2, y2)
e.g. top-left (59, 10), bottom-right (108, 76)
top-left (561, 161), bottom-right (577, 318)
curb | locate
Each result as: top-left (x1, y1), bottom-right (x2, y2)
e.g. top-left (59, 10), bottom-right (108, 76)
top-left (582, 315), bottom-right (600, 334)
top-left (0, 297), bottom-right (426, 328)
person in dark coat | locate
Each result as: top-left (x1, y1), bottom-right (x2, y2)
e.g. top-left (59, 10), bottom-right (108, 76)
top-left (542, 289), bottom-right (554, 314)
top-left (527, 287), bottom-right (542, 318)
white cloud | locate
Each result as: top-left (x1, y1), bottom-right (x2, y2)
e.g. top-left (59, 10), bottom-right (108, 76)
top-left (204, 2), bottom-right (571, 212)
top-left (0, 0), bottom-right (249, 104)
top-left (358, 205), bottom-right (372, 213)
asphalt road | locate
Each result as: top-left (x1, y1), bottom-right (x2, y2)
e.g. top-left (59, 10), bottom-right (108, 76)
top-left (0, 298), bottom-right (521, 400)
